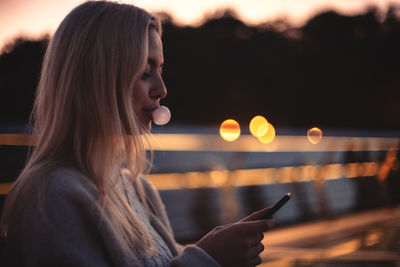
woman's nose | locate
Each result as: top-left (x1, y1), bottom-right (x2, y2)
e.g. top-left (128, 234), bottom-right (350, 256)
top-left (150, 76), bottom-right (167, 100)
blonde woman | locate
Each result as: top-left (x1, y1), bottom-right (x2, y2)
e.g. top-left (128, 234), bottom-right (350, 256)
top-left (0, 1), bottom-right (275, 266)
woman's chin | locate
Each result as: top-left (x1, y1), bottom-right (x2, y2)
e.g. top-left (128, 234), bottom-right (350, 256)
top-left (139, 121), bottom-right (152, 133)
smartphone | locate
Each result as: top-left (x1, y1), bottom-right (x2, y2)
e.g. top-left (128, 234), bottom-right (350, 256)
top-left (262, 192), bottom-right (291, 219)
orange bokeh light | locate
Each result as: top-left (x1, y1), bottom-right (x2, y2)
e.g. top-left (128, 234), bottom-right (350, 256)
top-left (307, 127), bottom-right (323, 144)
top-left (249, 115), bottom-right (269, 137)
top-left (258, 122), bottom-right (276, 144)
top-left (220, 119), bottom-right (241, 142)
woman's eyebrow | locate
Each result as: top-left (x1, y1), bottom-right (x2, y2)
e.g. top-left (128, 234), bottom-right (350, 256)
top-left (148, 58), bottom-right (164, 68)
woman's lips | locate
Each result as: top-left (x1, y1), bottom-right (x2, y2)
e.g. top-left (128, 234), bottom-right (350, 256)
top-left (142, 106), bottom-right (158, 121)
top-left (144, 107), bottom-right (158, 112)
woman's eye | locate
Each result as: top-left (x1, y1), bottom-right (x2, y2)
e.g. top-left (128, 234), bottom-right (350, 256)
top-left (141, 72), bottom-right (152, 80)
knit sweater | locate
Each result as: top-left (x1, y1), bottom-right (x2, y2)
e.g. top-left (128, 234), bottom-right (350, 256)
top-left (0, 168), bottom-right (220, 267)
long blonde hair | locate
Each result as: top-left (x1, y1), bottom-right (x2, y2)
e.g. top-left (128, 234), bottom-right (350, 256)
top-left (1, 0), bottom-right (161, 257)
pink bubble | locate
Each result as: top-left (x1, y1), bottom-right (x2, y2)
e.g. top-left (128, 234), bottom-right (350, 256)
top-left (152, 106), bottom-right (171, 125)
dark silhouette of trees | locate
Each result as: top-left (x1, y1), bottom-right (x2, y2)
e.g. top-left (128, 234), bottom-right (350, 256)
top-left (1, 6), bottom-right (400, 131)
top-left (298, 8), bottom-right (400, 130)
top-left (0, 37), bottom-right (49, 125)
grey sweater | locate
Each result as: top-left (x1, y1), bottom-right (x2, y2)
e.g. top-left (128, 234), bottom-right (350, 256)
top-left (0, 168), bottom-right (220, 267)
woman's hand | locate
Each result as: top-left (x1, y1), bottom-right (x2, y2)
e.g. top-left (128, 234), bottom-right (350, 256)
top-left (196, 207), bottom-right (275, 267)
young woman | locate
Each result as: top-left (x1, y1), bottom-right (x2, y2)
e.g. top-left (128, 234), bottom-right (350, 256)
top-left (0, 1), bottom-right (275, 266)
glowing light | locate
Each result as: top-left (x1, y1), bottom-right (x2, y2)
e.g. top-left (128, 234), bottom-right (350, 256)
top-left (220, 119), bottom-right (241, 142)
top-left (307, 127), bottom-right (323, 144)
top-left (249, 115), bottom-right (269, 137)
top-left (258, 123), bottom-right (276, 144)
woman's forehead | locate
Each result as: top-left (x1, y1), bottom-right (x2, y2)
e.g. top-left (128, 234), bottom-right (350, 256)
top-left (148, 29), bottom-right (163, 65)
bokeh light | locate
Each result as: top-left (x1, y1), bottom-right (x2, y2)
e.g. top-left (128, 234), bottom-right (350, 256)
top-left (307, 127), bottom-right (323, 144)
top-left (249, 115), bottom-right (269, 137)
top-left (258, 123), bottom-right (276, 144)
top-left (220, 119), bottom-right (241, 142)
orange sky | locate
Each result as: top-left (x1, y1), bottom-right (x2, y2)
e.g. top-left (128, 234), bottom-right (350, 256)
top-left (0, 0), bottom-right (399, 51)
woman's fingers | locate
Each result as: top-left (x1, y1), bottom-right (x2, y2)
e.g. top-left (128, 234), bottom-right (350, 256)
top-left (196, 215), bottom-right (274, 267)
top-left (242, 206), bottom-right (273, 222)
top-left (240, 219), bottom-right (275, 236)
top-left (245, 243), bottom-right (264, 266)
top-left (255, 233), bottom-right (264, 243)
top-left (251, 243), bottom-right (264, 256)
top-left (244, 225), bottom-right (266, 266)
top-left (248, 255), bottom-right (262, 267)
top-left (245, 233), bottom-right (264, 249)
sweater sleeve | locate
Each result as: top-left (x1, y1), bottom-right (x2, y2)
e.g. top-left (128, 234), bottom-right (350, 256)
top-left (170, 245), bottom-right (221, 267)
top-left (137, 174), bottom-right (221, 267)
top-left (1, 169), bottom-right (133, 267)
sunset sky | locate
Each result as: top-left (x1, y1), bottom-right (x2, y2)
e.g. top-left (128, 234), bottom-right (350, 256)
top-left (0, 0), bottom-right (399, 50)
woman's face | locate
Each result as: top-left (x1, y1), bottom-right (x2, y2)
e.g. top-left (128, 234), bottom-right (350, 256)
top-left (133, 28), bottom-right (167, 131)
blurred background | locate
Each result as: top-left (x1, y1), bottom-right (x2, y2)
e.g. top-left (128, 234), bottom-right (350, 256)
top-left (1, 0), bottom-right (400, 266)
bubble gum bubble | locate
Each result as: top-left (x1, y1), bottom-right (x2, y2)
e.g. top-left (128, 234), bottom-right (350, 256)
top-left (152, 106), bottom-right (171, 125)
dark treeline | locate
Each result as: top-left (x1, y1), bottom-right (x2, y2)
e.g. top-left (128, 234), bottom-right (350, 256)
top-left (1, 6), bottom-right (400, 131)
